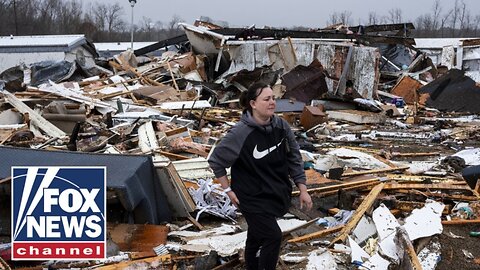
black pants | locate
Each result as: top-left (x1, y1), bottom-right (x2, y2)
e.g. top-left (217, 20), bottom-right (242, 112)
top-left (243, 212), bottom-right (282, 270)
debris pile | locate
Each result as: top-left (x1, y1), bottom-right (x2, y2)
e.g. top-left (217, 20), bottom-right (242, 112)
top-left (0, 21), bottom-right (479, 269)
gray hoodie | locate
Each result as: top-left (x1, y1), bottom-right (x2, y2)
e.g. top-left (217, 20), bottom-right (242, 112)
top-left (208, 111), bottom-right (306, 217)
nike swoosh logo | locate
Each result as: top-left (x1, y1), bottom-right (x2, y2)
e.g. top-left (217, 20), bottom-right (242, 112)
top-left (253, 139), bottom-right (284, 159)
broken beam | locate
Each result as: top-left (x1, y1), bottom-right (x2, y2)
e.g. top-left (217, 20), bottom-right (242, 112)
top-left (329, 183), bottom-right (385, 245)
top-left (396, 226), bottom-right (423, 270)
top-left (383, 183), bottom-right (471, 190)
top-left (442, 219), bottom-right (480, 225)
top-left (291, 178), bottom-right (379, 196)
top-left (287, 225), bottom-right (344, 244)
top-left (395, 190), bottom-right (479, 201)
top-left (2, 90), bottom-right (66, 138)
top-left (341, 166), bottom-right (409, 177)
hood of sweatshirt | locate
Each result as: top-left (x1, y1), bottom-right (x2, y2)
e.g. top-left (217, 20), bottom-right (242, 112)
top-left (240, 111), bottom-right (282, 134)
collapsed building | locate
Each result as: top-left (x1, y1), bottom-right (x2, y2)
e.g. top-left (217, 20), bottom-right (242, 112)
top-left (0, 21), bottom-right (479, 269)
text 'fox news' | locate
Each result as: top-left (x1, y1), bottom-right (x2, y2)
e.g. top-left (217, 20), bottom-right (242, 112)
top-left (11, 167), bottom-right (106, 260)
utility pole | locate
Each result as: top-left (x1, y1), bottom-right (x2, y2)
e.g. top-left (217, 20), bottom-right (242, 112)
top-left (129, 0), bottom-right (137, 51)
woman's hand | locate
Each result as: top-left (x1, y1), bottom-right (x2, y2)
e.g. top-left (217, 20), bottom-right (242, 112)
top-left (226, 191), bottom-right (240, 208)
top-left (299, 191), bottom-right (313, 211)
top-left (297, 183), bottom-right (313, 211)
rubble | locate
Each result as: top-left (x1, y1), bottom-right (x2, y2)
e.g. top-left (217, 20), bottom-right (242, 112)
top-left (0, 20), bottom-right (479, 269)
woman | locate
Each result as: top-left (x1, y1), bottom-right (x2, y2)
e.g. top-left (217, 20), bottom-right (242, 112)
top-left (208, 82), bottom-right (312, 270)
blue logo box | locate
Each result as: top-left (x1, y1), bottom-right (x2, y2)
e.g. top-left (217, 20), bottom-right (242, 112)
top-left (11, 166), bottom-right (106, 260)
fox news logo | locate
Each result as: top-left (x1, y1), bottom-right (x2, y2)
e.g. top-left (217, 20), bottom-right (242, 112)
top-left (11, 167), bottom-right (106, 260)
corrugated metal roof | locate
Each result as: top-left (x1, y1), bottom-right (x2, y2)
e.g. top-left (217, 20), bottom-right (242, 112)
top-left (0, 34), bottom-right (85, 47)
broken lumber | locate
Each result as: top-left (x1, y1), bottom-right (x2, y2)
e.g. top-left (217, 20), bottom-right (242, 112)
top-left (395, 189), bottom-right (479, 201)
top-left (396, 226), bottom-right (423, 270)
top-left (2, 90), bottom-right (66, 138)
top-left (96, 254), bottom-right (172, 269)
top-left (341, 166), bottom-right (409, 177)
top-left (329, 183), bottom-right (385, 245)
top-left (442, 219), bottom-right (480, 225)
top-left (287, 225), bottom-right (344, 244)
top-left (291, 178), bottom-right (379, 196)
top-left (383, 183), bottom-right (471, 191)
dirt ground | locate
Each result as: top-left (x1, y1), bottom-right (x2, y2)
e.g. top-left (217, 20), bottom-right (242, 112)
top-left (437, 224), bottom-right (480, 270)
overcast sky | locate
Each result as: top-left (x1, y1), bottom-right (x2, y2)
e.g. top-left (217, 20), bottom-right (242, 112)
top-left (83, 0), bottom-right (480, 28)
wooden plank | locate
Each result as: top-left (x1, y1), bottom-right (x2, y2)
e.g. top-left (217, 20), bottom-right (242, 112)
top-left (392, 152), bottom-right (440, 157)
top-left (291, 178), bottom-right (379, 196)
top-left (154, 163), bottom-right (196, 218)
top-left (187, 214), bottom-right (204, 230)
top-left (442, 219), bottom-right (480, 225)
top-left (157, 150), bottom-right (190, 160)
top-left (211, 257), bottom-right (240, 270)
top-left (396, 226), bottom-right (423, 270)
top-left (341, 166), bottom-right (409, 177)
top-left (385, 174), bottom-right (456, 183)
top-left (384, 183), bottom-right (471, 191)
top-left (330, 183), bottom-right (385, 245)
top-left (166, 61), bottom-right (180, 91)
top-left (95, 254), bottom-right (171, 270)
top-left (287, 225), bottom-right (344, 244)
top-left (398, 190), bottom-right (478, 201)
top-left (334, 46), bottom-right (353, 95)
top-left (2, 90), bottom-right (66, 138)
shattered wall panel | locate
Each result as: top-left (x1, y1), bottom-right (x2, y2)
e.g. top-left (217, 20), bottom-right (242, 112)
top-left (226, 43), bottom-right (256, 73)
top-left (268, 40), bottom-right (315, 72)
top-left (350, 47), bottom-right (380, 99)
top-left (316, 43), bottom-right (380, 99)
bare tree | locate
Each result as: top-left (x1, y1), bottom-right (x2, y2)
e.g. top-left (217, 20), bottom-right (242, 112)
top-left (327, 10), bottom-right (352, 26)
top-left (105, 3), bottom-right (125, 33)
top-left (474, 15), bottom-right (480, 36)
top-left (432, 0), bottom-right (442, 31)
top-left (450, 0), bottom-right (461, 37)
top-left (440, 8), bottom-right (453, 37)
top-left (167, 14), bottom-right (184, 37)
top-left (387, 8), bottom-right (403, 24)
top-left (367, 12), bottom-right (380, 25)
top-left (91, 3), bottom-right (107, 32)
top-left (458, 0), bottom-right (469, 36)
top-left (57, 0), bottom-right (83, 34)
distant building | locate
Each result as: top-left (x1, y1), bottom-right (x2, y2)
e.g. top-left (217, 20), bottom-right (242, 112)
top-left (94, 42), bottom-right (158, 58)
top-left (414, 37), bottom-right (480, 81)
top-left (0, 34), bottom-right (98, 73)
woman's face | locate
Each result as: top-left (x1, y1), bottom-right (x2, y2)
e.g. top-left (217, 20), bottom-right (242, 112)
top-left (250, 87), bottom-right (276, 119)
